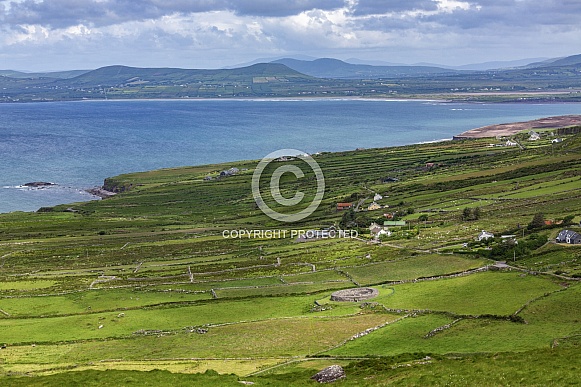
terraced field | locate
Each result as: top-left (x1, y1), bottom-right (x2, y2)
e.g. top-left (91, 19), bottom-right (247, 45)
top-left (0, 133), bottom-right (580, 385)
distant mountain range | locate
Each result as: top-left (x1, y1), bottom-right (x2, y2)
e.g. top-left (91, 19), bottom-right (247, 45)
top-left (2, 53), bottom-right (581, 82)
top-left (270, 58), bottom-right (458, 79)
top-left (55, 63), bottom-right (310, 88)
top-left (229, 56), bottom-right (551, 72)
top-left (0, 69), bottom-right (90, 79)
top-left (344, 57), bottom-right (550, 71)
top-left (269, 55), bottom-right (581, 79)
top-left (522, 54), bottom-right (581, 69)
top-left (1, 53), bottom-right (580, 102)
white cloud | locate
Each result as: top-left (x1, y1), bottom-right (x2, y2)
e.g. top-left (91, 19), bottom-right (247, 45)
top-left (0, 0), bottom-right (580, 70)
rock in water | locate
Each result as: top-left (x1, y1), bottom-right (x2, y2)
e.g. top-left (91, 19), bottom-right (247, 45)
top-left (311, 365), bottom-right (346, 383)
top-left (23, 182), bottom-right (56, 187)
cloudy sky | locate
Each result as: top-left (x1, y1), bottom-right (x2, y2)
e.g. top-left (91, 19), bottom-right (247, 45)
top-left (1, 0), bottom-right (580, 71)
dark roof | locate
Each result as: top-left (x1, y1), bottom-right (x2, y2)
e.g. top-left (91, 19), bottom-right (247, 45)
top-left (557, 229), bottom-right (581, 240)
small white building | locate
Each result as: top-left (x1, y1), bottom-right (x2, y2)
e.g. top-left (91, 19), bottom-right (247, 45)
top-left (369, 222), bottom-right (382, 234)
top-left (477, 230), bottom-right (494, 241)
top-left (369, 222), bottom-right (392, 239)
top-left (528, 131), bottom-right (540, 141)
top-left (373, 193), bottom-right (383, 202)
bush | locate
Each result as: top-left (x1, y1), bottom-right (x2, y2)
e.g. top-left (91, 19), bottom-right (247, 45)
top-left (461, 207), bottom-right (481, 221)
top-left (528, 212), bottom-right (545, 230)
top-left (563, 215), bottom-right (575, 225)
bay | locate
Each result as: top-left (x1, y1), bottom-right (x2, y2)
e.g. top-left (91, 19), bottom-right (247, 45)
top-left (0, 99), bottom-right (580, 213)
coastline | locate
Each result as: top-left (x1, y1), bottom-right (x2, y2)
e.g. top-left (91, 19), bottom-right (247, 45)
top-left (85, 187), bottom-right (117, 199)
top-left (3, 107), bottom-right (581, 214)
top-left (3, 88), bottom-right (581, 105)
top-left (453, 115), bottom-right (581, 140)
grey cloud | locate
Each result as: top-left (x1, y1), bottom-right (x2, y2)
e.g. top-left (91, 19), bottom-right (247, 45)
top-left (2, 0), bottom-right (347, 29)
top-left (352, 0), bottom-right (438, 15)
top-left (356, 15), bottom-right (423, 31)
top-left (230, 0), bottom-right (345, 17)
top-left (4, 0), bottom-right (224, 28)
top-left (349, 0), bottom-right (581, 33)
top-left (426, 0), bottom-right (581, 29)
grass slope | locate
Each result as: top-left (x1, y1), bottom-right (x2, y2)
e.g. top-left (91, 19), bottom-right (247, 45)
top-left (0, 133), bottom-right (580, 384)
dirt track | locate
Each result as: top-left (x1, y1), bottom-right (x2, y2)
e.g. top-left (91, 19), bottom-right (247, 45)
top-left (454, 115), bottom-right (581, 139)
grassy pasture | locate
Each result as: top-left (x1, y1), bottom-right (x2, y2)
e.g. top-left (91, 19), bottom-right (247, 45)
top-left (0, 289), bottom-right (212, 318)
top-left (343, 254), bottom-right (487, 285)
top-left (0, 292), bottom-right (366, 344)
top-left (371, 271), bottom-right (563, 315)
top-left (0, 133), bottom-right (580, 383)
top-left (1, 314), bottom-right (400, 370)
top-left (0, 280), bottom-right (57, 291)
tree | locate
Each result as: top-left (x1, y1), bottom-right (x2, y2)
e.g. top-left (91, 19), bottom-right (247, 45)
top-left (528, 212), bottom-right (545, 230)
top-left (462, 207), bottom-right (472, 221)
top-left (418, 214), bottom-right (429, 222)
top-left (339, 208), bottom-right (356, 228)
top-left (563, 215), bottom-right (575, 225)
top-left (462, 207), bottom-right (481, 221)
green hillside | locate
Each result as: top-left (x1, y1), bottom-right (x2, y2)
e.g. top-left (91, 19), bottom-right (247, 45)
top-left (0, 132), bottom-right (580, 385)
top-left (62, 63), bottom-right (311, 87)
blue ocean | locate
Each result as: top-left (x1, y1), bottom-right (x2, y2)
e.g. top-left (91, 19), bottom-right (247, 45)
top-left (1, 99), bottom-right (580, 213)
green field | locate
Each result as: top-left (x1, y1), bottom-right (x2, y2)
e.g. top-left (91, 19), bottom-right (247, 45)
top-left (1, 133), bottom-right (580, 385)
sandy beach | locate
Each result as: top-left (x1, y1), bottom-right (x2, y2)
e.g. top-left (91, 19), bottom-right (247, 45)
top-left (453, 115), bottom-right (581, 139)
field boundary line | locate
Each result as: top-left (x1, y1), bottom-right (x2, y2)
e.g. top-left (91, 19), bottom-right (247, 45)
top-left (514, 286), bottom-right (571, 316)
top-left (0, 252), bottom-right (13, 268)
top-left (317, 314), bottom-right (410, 355)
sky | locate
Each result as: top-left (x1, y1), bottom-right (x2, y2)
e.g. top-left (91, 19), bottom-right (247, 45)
top-left (1, 0), bottom-right (580, 71)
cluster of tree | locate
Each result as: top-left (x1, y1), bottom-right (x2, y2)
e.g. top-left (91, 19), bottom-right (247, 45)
top-left (461, 207), bottom-right (481, 221)
top-left (528, 213), bottom-right (545, 229)
top-left (528, 212), bottom-right (575, 230)
top-left (339, 208), bottom-right (371, 229)
top-left (483, 233), bottom-right (548, 261)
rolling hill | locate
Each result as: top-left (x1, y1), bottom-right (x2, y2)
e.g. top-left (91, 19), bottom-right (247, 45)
top-left (1, 54), bottom-right (581, 102)
top-left (0, 69), bottom-right (90, 79)
top-left (272, 57), bottom-right (459, 79)
top-left (60, 63), bottom-right (312, 87)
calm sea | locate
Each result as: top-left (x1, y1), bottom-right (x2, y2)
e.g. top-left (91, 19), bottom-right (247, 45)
top-left (1, 99), bottom-right (580, 213)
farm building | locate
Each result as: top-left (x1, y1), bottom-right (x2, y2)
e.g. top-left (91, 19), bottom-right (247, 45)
top-left (556, 230), bottom-right (581, 244)
top-left (367, 202), bottom-right (381, 211)
top-left (477, 230), bottom-right (495, 241)
top-left (336, 202), bottom-right (353, 211)
top-left (369, 223), bottom-right (391, 239)
top-left (220, 167), bottom-right (239, 176)
top-left (528, 131), bottom-right (540, 141)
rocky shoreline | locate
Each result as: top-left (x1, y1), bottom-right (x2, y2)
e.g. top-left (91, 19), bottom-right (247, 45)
top-left (86, 187), bottom-right (117, 199)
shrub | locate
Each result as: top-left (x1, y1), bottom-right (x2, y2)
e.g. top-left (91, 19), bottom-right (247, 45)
top-left (528, 212), bottom-right (545, 230)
